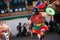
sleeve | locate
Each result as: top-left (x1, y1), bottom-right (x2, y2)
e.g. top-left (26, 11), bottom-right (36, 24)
top-left (41, 25), bottom-right (49, 32)
top-left (41, 29), bottom-right (45, 33)
top-left (3, 24), bottom-right (10, 32)
top-left (28, 20), bottom-right (32, 25)
top-left (44, 25), bottom-right (49, 31)
top-left (27, 16), bottom-right (32, 25)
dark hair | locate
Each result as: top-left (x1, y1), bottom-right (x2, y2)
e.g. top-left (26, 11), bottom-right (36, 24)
top-left (32, 7), bottom-right (38, 14)
top-left (19, 22), bottom-right (21, 25)
top-left (32, 7), bottom-right (38, 11)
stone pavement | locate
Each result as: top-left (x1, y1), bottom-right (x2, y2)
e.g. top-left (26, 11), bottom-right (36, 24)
top-left (11, 33), bottom-right (60, 40)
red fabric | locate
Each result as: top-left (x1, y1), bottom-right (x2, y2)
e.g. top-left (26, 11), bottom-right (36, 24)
top-left (30, 12), bottom-right (43, 24)
top-left (40, 25), bottom-right (49, 32)
top-left (0, 30), bottom-right (4, 36)
top-left (0, 29), bottom-right (6, 36)
top-left (30, 12), bottom-right (49, 34)
top-left (30, 25), bottom-right (49, 34)
top-left (36, 2), bottom-right (46, 9)
top-left (0, 31), bottom-right (2, 36)
top-left (30, 28), bottom-right (41, 34)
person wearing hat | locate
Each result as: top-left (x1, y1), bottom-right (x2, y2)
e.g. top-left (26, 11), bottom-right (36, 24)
top-left (27, 7), bottom-right (49, 40)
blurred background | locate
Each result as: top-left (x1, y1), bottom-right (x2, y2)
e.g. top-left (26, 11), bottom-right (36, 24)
top-left (0, 0), bottom-right (60, 40)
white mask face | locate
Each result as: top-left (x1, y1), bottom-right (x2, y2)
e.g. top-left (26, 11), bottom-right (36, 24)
top-left (32, 12), bottom-right (35, 14)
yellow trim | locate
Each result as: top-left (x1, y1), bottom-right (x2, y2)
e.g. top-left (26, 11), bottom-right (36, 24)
top-left (36, 24), bottom-right (42, 26)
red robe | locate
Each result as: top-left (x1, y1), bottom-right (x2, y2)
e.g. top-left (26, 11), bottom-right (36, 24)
top-left (30, 12), bottom-right (43, 24)
top-left (30, 12), bottom-right (49, 34)
top-left (30, 25), bottom-right (49, 34)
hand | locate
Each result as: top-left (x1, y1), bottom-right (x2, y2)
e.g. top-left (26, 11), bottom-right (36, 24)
top-left (41, 32), bottom-right (45, 35)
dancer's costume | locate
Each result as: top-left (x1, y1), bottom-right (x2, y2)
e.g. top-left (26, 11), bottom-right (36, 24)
top-left (30, 12), bottom-right (49, 34)
top-left (29, 0), bottom-right (49, 35)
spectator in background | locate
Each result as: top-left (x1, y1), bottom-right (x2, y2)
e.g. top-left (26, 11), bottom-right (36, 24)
top-left (57, 23), bottom-right (60, 34)
top-left (17, 22), bottom-right (22, 37)
top-left (49, 16), bottom-right (54, 32)
top-left (53, 19), bottom-right (57, 32)
top-left (25, 23), bottom-right (30, 36)
top-left (49, 16), bottom-right (57, 32)
top-left (21, 23), bottom-right (27, 36)
top-left (43, 17), bottom-right (49, 26)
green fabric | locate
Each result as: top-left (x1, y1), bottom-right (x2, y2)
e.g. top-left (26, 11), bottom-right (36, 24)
top-left (33, 25), bottom-right (41, 30)
top-left (32, 24), bottom-right (45, 30)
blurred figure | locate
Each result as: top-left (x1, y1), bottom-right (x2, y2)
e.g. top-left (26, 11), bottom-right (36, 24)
top-left (25, 23), bottom-right (30, 36)
top-left (53, 19), bottom-right (57, 32)
top-left (57, 23), bottom-right (60, 34)
top-left (19, 23), bottom-right (27, 36)
top-left (17, 22), bottom-right (22, 37)
top-left (48, 16), bottom-right (54, 32)
top-left (27, 7), bottom-right (49, 40)
top-left (49, 16), bottom-right (57, 32)
top-left (0, 20), bottom-right (10, 40)
top-left (43, 17), bottom-right (49, 26)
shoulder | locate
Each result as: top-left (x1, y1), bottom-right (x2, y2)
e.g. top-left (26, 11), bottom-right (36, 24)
top-left (30, 15), bottom-right (35, 20)
top-left (38, 13), bottom-right (42, 16)
top-left (3, 23), bottom-right (9, 28)
top-left (30, 15), bottom-right (34, 18)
